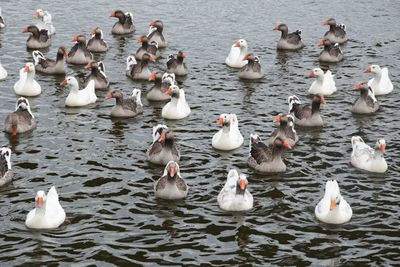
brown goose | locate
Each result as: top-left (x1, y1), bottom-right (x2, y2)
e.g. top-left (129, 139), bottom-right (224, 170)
top-left (166, 51), bottom-right (188, 76)
top-left (135, 35), bottom-right (160, 60)
top-left (4, 97), bottom-right (37, 136)
top-left (351, 82), bottom-right (379, 114)
top-left (154, 161), bottom-right (188, 200)
top-left (273, 24), bottom-right (305, 51)
top-left (238, 53), bottom-right (264, 80)
top-left (147, 20), bottom-right (167, 48)
top-left (126, 53), bottom-right (155, 80)
top-left (147, 125), bottom-right (180, 165)
top-left (87, 27), bottom-right (108, 52)
top-left (32, 47), bottom-right (67, 74)
top-left (319, 39), bottom-right (343, 63)
top-left (268, 113), bottom-right (298, 147)
top-left (67, 35), bottom-right (93, 65)
top-left (288, 95), bottom-right (325, 127)
top-left (23, 25), bottom-right (51, 49)
top-left (105, 89), bottom-right (143, 118)
top-left (323, 18), bottom-right (347, 44)
top-left (110, 10), bottom-right (135, 35)
top-left (84, 61), bottom-right (109, 89)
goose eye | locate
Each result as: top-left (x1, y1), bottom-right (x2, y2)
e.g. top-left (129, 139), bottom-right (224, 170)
top-left (5, 151), bottom-right (9, 157)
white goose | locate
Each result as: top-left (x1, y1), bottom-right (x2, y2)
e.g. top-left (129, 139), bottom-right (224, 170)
top-left (162, 85), bottom-right (191, 120)
top-left (25, 186), bottom-right (66, 229)
top-left (217, 169), bottom-right (253, 212)
top-left (308, 68), bottom-right (337, 96)
top-left (14, 63), bottom-right (41, 96)
top-left (61, 76), bottom-right (97, 107)
top-left (0, 147), bottom-right (13, 187)
top-left (351, 136), bottom-right (387, 173)
top-left (315, 180), bottom-right (352, 224)
top-left (364, 65), bottom-right (393, 96)
top-left (225, 39), bottom-right (248, 68)
top-left (0, 60), bottom-right (7, 80)
top-left (212, 113), bottom-right (243, 150)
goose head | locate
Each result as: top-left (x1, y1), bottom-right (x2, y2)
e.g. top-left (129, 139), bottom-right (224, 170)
top-left (364, 65), bottom-right (381, 75)
top-left (234, 39), bottom-right (247, 49)
top-left (91, 27), bottom-right (104, 38)
top-left (375, 139), bottom-right (386, 154)
top-left (23, 63), bottom-right (35, 74)
top-left (324, 180), bottom-right (341, 211)
top-left (323, 18), bottom-right (337, 26)
top-left (165, 85), bottom-right (180, 98)
top-left (312, 94), bottom-right (326, 105)
top-left (136, 35), bottom-right (149, 45)
top-left (72, 34), bottom-right (86, 43)
top-left (158, 128), bottom-right (174, 143)
top-left (235, 173), bottom-right (248, 196)
top-left (217, 113), bottom-right (232, 127)
top-left (162, 72), bottom-right (175, 85)
top-left (354, 82), bottom-right (369, 93)
top-left (105, 89), bottom-right (123, 100)
top-left (60, 76), bottom-right (79, 90)
top-left (319, 38), bottom-right (332, 48)
top-left (149, 20), bottom-right (164, 31)
top-left (22, 25), bottom-right (40, 35)
top-left (110, 10), bottom-right (126, 23)
top-left (152, 124), bottom-right (168, 142)
top-left (0, 147), bottom-right (11, 170)
top-left (141, 53), bottom-right (156, 63)
top-left (57, 47), bottom-right (68, 58)
top-left (308, 68), bottom-right (325, 80)
top-left (164, 161), bottom-right (180, 180)
top-left (35, 190), bottom-right (47, 210)
top-left (242, 53), bottom-right (256, 62)
top-left (273, 23), bottom-right (288, 32)
top-left (177, 51), bottom-right (187, 61)
top-left (35, 9), bottom-right (45, 18)
top-left (149, 71), bottom-right (162, 82)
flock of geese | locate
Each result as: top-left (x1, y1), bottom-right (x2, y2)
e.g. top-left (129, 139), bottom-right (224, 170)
top-left (0, 8), bottom-right (394, 229)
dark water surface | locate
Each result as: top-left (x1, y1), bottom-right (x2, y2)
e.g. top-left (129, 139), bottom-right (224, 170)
top-left (0, 0), bottom-right (399, 266)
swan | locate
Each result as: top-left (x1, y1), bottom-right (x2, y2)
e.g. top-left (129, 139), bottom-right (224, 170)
top-left (217, 169), bottom-right (253, 211)
top-left (315, 180), bottom-right (352, 224)
top-left (212, 113), bottom-right (243, 150)
top-left (25, 186), bottom-right (66, 229)
top-left (351, 136), bottom-right (387, 173)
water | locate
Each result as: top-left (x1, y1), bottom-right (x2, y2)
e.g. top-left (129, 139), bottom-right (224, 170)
top-left (0, 0), bottom-right (399, 265)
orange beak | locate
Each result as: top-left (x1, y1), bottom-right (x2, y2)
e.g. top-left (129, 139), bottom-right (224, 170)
top-left (166, 87), bottom-right (173, 95)
top-left (23, 66), bottom-right (30, 73)
top-left (149, 73), bottom-right (156, 81)
top-left (12, 126), bottom-right (17, 136)
top-left (72, 36), bottom-right (78, 42)
top-left (282, 139), bottom-right (292, 149)
top-left (169, 166), bottom-right (176, 177)
top-left (149, 55), bottom-right (156, 62)
top-left (159, 133), bottom-right (166, 142)
top-left (84, 62), bottom-right (92, 69)
top-left (239, 178), bottom-right (246, 190)
top-left (36, 196), bottom-right (44, 208)
top-left (60, 80), bottom-right (68, 86)
top-left (273, 115), bottom-right (281, 123)
top-left (35, 10), bottom-right (40, 17)
top-left (110, 11), bottom-right (116, 17)
top-left (149, 21), bottom-right (156, 27)
top-left (105, 93), bottom-right (112, 99)
top-left (136, 36), bottom-right (144, 44)
top-left (380, 144), bottom-right (386, 153)
top-left (319, 40), bottom-right (325, 47)
top-left (320, 96), bottom-right (326, 105)
top-left (22, 27), bottom-right (29, 33)
top-left (364, 67), bottom-right (372, 73)
top-left (273, 25), bottom-right (279, 31)
top-left (234, 41), bottom-right (240, 48)
top-left (323, 19), bottom-right (329, 26)
top-left (217, 117), bottom-right (224, 125)
top-left (181, 52), bottom-right (188, 58)
top-left (308, 70), bottom-right (316, 78)
top-left (330, 199), bottom-right (336, 210)
top-left (242, 54), bottom-right (249, 61)
top-left (354, 83), bottom-right (361, 91)
top-left (91, 28), bottom-right (96, 35)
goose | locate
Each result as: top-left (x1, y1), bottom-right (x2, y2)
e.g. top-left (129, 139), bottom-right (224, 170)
top-left (105, 88), bottom-right (143, 118)
top-left (225, 39), bottom-right (248, 68)
top-left (351, 136), bottom-right (387, 173)
top-left (288, 95), bottom-right (325, 127)
top-left (23, 25), bottom-right (51, 49)
top-left (319, 39), bottom-right (343, 63)
top-left (32, 47), bottom-right (67, 74)
top-left (25, 186), bottom-right (66, 229)
top-left (60, 76), bottom-right (97, 107)
top-left (212, 113), bottom-right (244, 150)
top-left (308, 68), bottom-right (337, 96)
top-left (364, 65), bottom-right (393, 96)
top-left (135, 35), bottom-right (160, 60)
top-left (126, 53), bottom-right (155, 80)
top-left (35, 9), bottom-right (55, 36)
top-left (0, 8), bottom-right (5, 28)
top-left (166, 51), bottom-right (188, 76)
top-left (217, 169), bottom-right (253, 211)
top-left (323, 18), bottom-right (347, 44)
top-left (87, 27), bottom-right (108, 52)
top-left (84, 61), bottom-right (109, 89)
top-left (110, 10), bottom-right (135, 35)
top-left (67, 35), bottom-right (93, 65)
top-left (154, 161), bottom-right (188, 200)
top-left (14, 63), bottom-right (41, 96)
top-left (0, 60), bottom-right (7, 80)
top-left (4, 97), bottom-right (37, 136)
top-left (273, 24), bottom-right (305, 50)
top-left (351, 82), bottom-right (379, 114)
top-left (147, 124), bottom-right (180, 165)
top-left (147, 20), bottom-right (167, 48)
top-left (315, 180), bottom-right (352, 224)
top-left (248, 134), bottom-right (292, 173)
top-left (238, 53), bottom-right (264, 80)
top-left (147, 71), bottom-right (172, 101)
top-left (161, 85), bottom-right (191, 120)
top-left (0, 147), bottom-right (13, 187)
top-left (268, 113), bottom-right (298, 147)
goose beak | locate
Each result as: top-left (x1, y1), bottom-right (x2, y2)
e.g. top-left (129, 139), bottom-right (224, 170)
top-left (110, 11), bottom-right (116, 17)
top-left (242, 54), bottom-right (249, 61)
top-left (319, 40), bottom-right (325, 47)
top-left (354, 83), bottom-right (361, 91)
top-left (330, 199), bottom-right (336, 210)
top-left (159, 133), bottom-right (166, 142)
top-left (169, 167), bottom-right (176, 177)
top-left (308, 71), bottom-right (316, 77)
top-left (166, 87), bottom-right (173, 95)
top-left (320, 97), bottom-right (326, 105)
top-left (239, 178), bottom-right (247, 190)
top-left (149, 21), bottom-right (156, 27)
top-left (12, 126), bottom-right (17, 136)
top-left (72, 36), bottom-right (78, 42)
top-left (36, 196), bottom-right (44, 208)
top-left (149, 73), bottom-right (156, 81)
top-left (60, 80), bottom-right (68, 87)
top-left (273, 115), bottom-right (281, 123)
top-left (105, 93), bottom-right (112, 99)
top-left (273, 25), bottom-right (279, 31)
top-left (364, 67), bottom-right (372, 73)
top-left (84, 62), bottom-right (92, 69)
top-left (23, 66), bottom-right (30, 73)
top-left (323, 19), bottom-right (329, 26)
top-left (22, 27), bottom-right (29, 33)
top-left (217, 117), bottom-right (224, 125)
top-left (380, 144), bottom-right (386, 153)
top-left (234, 41), bottom-right (241, 48)
top-left (282, 139), bottom-right (292, 149)
top-left (136, 36), bottom-right (143, 44)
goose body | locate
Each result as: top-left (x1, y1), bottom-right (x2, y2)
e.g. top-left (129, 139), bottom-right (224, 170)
top-left (248, 134), bottom-right (291, 173)
top-left (61, 76), bottom-right (97, 107)
top-left (315, 180), bottom-right (352, 224)
top-left (147, 125), bottom-right (180, 165)
top-left (225, 39), bottom-right (248, 68)
top-left (111, 10), bottom-right (135, 35)
top-left (319, 39), bottom-right (343, 63)
top-left (0, 60), bottom-right (7, 80)
top-left (268, 113), bottom-right (298, 147)
top-left (365, 65), bottom-right (393, 96)
top-left (105, 89), bottom-right (143, 118)
top-left (14, 63), bottom-right (41, 96)
top-left (308, 68), bottom-right (337, 96)
top-left (84, 61), bottom-right (109, 89)
top-left (351, 136), bottom-right (387, 173)
top-left (147, 71), bottom-right (173, 101)
top-left (238, 53), bottom-right (264, 80)
top-left (0, 147), bottom-right (13, 187)
top-left (67, 35), bottom-right (93, 65)
top-left (273, 24), bottom-right (305, 50)
top-left (217, 169), bottom-right (253, 211)
top-left (288, 95), bottom-right (325, 127)
top-left (212, 113), bottom-right (243, 150)
top-left (323, 18), bottom-right (347, 44)
top-left (23, 25), bottom-right (51, 49)
top-left (161, 85), bottom-right (191, 120)
top-left (87, 27), bottom-right (108, 52)
top-left (166, 51), bottom-right (188, 76)
top-left (147, 20), bottom-right (167, 48)
top-left (351, 82), bottom-right (379, 114)
top-left (154, 161), bottom-right (188, 200)
top-left (126, 54), bottom-right (155, 80)
top-left (135, 35), bottom-right (160, 60)
top-left (32, 47), bottom-right (67, 74)
top-left (4, 97), bottom-right (37, 136)
top-left (25, 186), bottom-right (66, 229)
